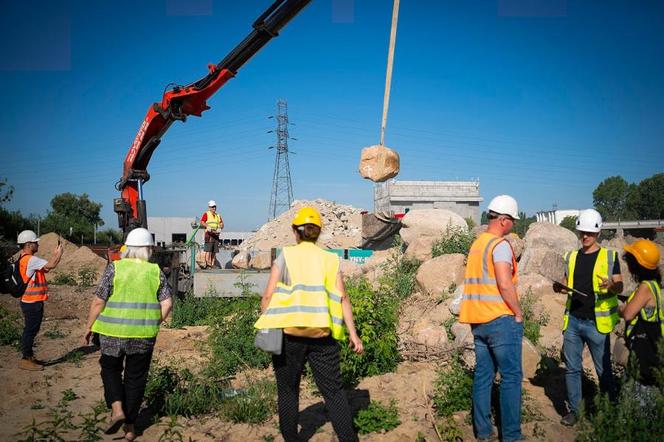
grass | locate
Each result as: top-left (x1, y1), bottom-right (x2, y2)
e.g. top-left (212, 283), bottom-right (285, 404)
top-left (432, 355), bottom-right (473, 418)
top-left (353, 399), bottom-right (401, 434)
top-left (431, 224), bottom-right (475, 257)
top-left (520, 288), bottom-right (550, 345)
top-left (0, 305), bottom-right (21, 348)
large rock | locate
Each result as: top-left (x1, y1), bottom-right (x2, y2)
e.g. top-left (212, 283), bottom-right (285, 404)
top-left (415, 254), bottom-right (466, 300)
top-left (518, 273), bottom-right (554, 297)
top-left (522, 337), bottom-right (541, 380)
top-left (358, 144), bottom-right (400, 182)
top-left (505, 233), bottom-right (525, 260)
top-left (612, 335), bottom-right (629, 367)
top-left (339, 260), bottom-right (362, 279)
top-left (411, 318), bottom-right (449, 348)
top-left (399, 209), bottom-right (467, 246)
top-left (232, 251), bottom-right (251, 269)
top-left (448, 284), bottom-right (464, 316)
top-left (519, 248), bottom-right (567, 281)
top-left (404, 236), bottom-right (436, 262)
top-left (523, 222), bottom-right (578, 251)
top-left (249, 251), bottom-right (272, 270)
top-left (451, 322), bottom-right (473, 348)
top-left (361, 249), bottom-right (394, 273)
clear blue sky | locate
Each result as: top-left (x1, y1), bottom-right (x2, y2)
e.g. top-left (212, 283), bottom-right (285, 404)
top-left (2, 0), bottom-right (663, 231)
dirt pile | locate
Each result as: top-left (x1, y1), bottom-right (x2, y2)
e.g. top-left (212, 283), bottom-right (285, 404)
top-left (239, 199), bottom-right (363, 252)
top-left (33, 233), bottom-right (107, 282)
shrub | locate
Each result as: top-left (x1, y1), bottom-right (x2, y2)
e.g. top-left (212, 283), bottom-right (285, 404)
top-left (520, 288), bottom-right (550, 345)
top-left (340, 277), bottom-right (401, 386)
top-left (0, 305), bottom-right (21, 348)
top-left (51, 271), bottom-right (77, 286)
top-left (433, 356), bottom-right (474, 417)
top-left (220, 379), bottom-right (277, 424)
top-left (378, 236), bottom-right (420, 300)
top-left (431, 224), bottom-right (475, 257)
top-left (77, 266), bottom-right (98, 289)
top-left (353, 399), bottom-right (401, 434)
top-left (559, 215), bottom-right (577, 232)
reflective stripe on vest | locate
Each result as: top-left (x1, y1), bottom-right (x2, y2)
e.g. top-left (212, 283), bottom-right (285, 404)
top-left (91, 259), bottom-right (162, 338)
top-left (562, 248), bottom-right (619, 334)
top-left (626, 280), bottom-right (664, 338)
top-left (205, 211), bottom-right (221, 230)
top-left (254, 242), bottom-right (346, 340)
top-left (19, 255), bottom-right (48, 303)
top-left (459, 232), bottom-right (518, 324)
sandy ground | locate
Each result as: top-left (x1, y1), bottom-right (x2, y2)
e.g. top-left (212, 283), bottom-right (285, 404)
top-left (0, 286), bottom-right (577, 441)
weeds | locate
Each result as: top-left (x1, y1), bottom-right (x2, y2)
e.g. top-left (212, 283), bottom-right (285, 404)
top-left (353, 399), bottom-right (401, 434)
top-left (433, 356), bottom-right (473, 417)
top-left (521, 288), bottom-right (550, 345)
top-left (0, 305), bottom-right (21, 348)
top-left (435, 416), bottom-right (463, 441)
top-left (51, 266), bottom-right (98, 291)
top-left (158, 416), bottom-right (186, 442)
top-left (219, 379), bottom-right (277, 424)
top-left (378, 236), bottom-right (420, 300)
top-left (51, 271), bottom-right (78, 286)
top-left (45, 326), bottom-right (67, 339)
top-left (431, 224), bottom-right (475, 257)
top-left (65, 350), bottom-right (84, 367)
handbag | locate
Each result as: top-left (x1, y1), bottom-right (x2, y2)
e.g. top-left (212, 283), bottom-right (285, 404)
top-left (255, 328), bottom-right (283, 355)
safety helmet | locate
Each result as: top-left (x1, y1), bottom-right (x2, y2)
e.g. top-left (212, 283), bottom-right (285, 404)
top-left (17, 230), bottom-right (40, 244)
top-left (576, 209), bottom-right (602, 233)
top-left (624, 239), bottom-right (661, 270)
top-left (487, 195), bottom-right (520, 220)
top-left (124, 228), bottom-right (154, 247)
top-left (208, 200), bottom-right (217, 207)
top-left (291, 207), bottom-right (322, 228)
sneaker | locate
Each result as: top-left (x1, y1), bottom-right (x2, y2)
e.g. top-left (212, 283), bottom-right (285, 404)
top-left (19, 358), bottom-right (44, 371)
top-left (560, 412), bottom-right (577, 426)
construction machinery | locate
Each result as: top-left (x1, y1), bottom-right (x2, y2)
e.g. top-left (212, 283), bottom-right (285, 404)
top-left (112, 0), bottom-right (312, 293)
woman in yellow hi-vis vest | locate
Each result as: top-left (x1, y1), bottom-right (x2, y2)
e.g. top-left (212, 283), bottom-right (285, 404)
top-left (553, 209), bottom-right (622, 426)
top-left (255, 207), bottom-right (363, 442)
top-left (83, 228), bottom-right (173, 441)
top-left (619, 240), bottom-right (662, 389)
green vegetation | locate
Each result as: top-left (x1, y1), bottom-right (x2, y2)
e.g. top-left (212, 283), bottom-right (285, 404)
top-left (513, 212), bottom-right (536, 238)
top-left (378, 236), bottom-right (420, 300)
top-left (0, 305), bottom-right (22, 348)
top-left (559, 215), bottom-right (578, 232)
top-left (593, 173), bottom-right (664, 221)
top-left (431, 225), bottom-right (475, 257)
top-left (520, 288), bottom-right (550, 346)
top-left (576, 342), bottom-right (664, 441)
top-left (51, 266), bottom-right (99, 290)
top-left (432, 356), bottom-right (473, 417)
top-left (45, 326), bottom-right (67, 340)
top-left (435, 417), bottom-right (463, 441)
top-left (353, 399), bottom-right (401, 434)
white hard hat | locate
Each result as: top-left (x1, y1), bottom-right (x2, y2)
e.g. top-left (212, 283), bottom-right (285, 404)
top-left (17, 230), bottom-right (40, 244)
top-left (576, 209), bottom-right (602, 233)
top-left (124, 227), bottom-right (154, 247)
top-left (487, 195), bottom-right (520, 220)
top-left (208, 200), bottom-right (217, 207)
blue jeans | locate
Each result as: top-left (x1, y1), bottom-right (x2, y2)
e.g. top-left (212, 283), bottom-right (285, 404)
top-left (563, 315), bottom-right (615, 414)
top-left (471, 315), bottom-right (524, 442)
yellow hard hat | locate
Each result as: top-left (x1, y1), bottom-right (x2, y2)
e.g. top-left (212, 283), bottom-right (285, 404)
top-left (291, 207), bottom-right (322, 228)
top-left (624, 239), bottom-right (661, 270)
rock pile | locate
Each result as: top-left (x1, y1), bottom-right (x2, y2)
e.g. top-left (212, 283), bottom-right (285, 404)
top-left (235, 199), bottom-right (363, 269)
top-left (28, 233), bottom-right (107, 283)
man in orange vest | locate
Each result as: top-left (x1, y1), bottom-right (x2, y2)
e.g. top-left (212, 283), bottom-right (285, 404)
top-left (459, 195), bottom-right (524, 442)
top-left (16, 230), bottom-right (63, 371)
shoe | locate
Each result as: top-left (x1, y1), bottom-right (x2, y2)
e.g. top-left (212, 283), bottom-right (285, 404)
top-left (477, 434), bottom-right (498, 442)
top-left (18, 358), bottom-right (44, 371)
top-left (123, 424), bottom-right (136, 441)
top-left (560, 412), bottom-right (577, 426)
top-left (105, 414), bottom-right (126, 435)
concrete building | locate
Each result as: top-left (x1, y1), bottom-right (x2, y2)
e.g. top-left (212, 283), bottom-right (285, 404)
top-left (374, 180), bottom-right (483, 223)
top-left (535, 209), bottom-right (580, 225)
top-left (147, 217), bottom-right (251, 248)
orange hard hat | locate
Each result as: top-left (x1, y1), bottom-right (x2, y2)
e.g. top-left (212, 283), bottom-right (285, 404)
top-left (624, 239), bottom-right (661, 270)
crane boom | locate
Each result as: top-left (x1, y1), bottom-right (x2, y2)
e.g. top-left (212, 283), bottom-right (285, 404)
top-left (114, 0), bottom-right (311, 232)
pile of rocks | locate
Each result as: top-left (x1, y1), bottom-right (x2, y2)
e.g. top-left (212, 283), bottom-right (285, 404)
top-left (234, 199), bottom-right (363, 269)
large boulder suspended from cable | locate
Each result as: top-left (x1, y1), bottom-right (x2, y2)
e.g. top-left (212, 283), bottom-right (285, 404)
top-left (358, 144), bottom-right (400, 182)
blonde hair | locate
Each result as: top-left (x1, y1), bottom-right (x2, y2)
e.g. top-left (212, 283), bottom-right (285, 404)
top-left (122, 245), bottom-right (152, 261)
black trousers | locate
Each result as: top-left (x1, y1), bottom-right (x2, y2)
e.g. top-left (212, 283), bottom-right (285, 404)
top-left (20, 301), bottom-right (44, 359)
top-left (272, 335), bottom-right (357, 442)
top-left (100, 351), bottom-right (153, 424)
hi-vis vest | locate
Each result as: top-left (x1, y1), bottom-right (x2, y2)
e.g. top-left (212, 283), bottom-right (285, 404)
top-left (459, 233), bottom-right (518, 324)
top-left (19, 255), bottom-right (49, 303)
top-left (254, 241), bottom-right (345, 340)
top-left (91, 259), bottom-right (162, 338)
top-left (205, 211), bottom-right (221, 230)
top-left (626, 280), bottom-right (663, 338)
top-left (563, 248), bottom-right (619, 334)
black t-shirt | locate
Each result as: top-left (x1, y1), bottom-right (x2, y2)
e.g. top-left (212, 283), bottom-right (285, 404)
top-left (569, 249), bottom-right (621, 320)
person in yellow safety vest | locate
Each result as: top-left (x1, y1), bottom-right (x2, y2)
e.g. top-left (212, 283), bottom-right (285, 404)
top-left (619, 239), bottom-right (662, 388)
top-left (459, 195), bottom-right (524, 442)
top-left (82, 227), bottom-right (173, 441)
top-left (255, 207), bottom-right (363, 442)
top-left (200, 200), bottom-right (224, 269)
top-left (553, 208), bottom-right (622, 426)
top-left (16, 230), bottom-right (63, 371)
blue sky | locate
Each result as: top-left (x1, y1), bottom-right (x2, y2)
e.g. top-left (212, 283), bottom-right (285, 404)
top-left (1, 0), bottom-right (663, 232)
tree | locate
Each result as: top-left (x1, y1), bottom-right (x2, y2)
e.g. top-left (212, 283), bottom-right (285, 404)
top-left (0, 178), bottom-right (33, 241)
top-left (628, 173), bottom-right (664, 220)
top-left (593, 176), bottom-right (637, 221)
top-left (480, 211), bottom-right (488, 225)
top-left (0, 178), bottom-right (13, 206)
top-left (559, 215), bottom-right (577, 232)
top-left (41, 193), bottom-right (104, 243)
top-left (513, 211), bottom-right (536, 238)
top-left (97, 228), bottom-right (123, 245)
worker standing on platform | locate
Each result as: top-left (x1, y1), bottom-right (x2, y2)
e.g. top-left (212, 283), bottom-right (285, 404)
top-left (200, 200), bottom-right (224, 269)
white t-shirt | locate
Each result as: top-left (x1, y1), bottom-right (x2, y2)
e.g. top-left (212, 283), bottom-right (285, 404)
top-left (25, 256), bottom-right (48, 278)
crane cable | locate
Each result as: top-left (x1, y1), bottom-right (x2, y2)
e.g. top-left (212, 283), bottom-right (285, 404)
top-left (380, 0), bottom-right (400, 146)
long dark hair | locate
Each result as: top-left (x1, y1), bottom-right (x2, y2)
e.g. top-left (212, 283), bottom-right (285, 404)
top-left (624, 252), bottom-right (662, 285)
top-left (293, 224), bottom-right (321, 243)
